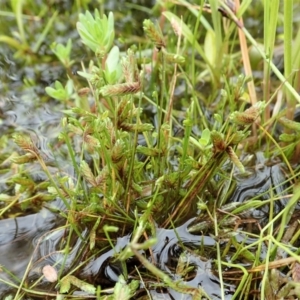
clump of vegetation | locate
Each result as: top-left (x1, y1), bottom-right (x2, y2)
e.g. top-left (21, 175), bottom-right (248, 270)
top-left (1, 0), bottom-right (300, 299)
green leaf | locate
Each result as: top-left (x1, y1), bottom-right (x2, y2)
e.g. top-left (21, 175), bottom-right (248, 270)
top-left (77, 10), bottom-right (114, 56)
top-left (113, 276), bottom-right (139, 300)
top-left (198, 128), bottom-right (211, 146)
top-left (204, 30), bottom-right (216, 67)
top-left (51, 39), bottom-right (74, 67)
top-left (163, 11), bottom-right (215, 74)
top-left (278, 117), bottom-right (300, 132)
top-left (214, 113), bottom-right (223, 124)
top-left (45, 80), bottom-right (73, 101)
top-left (229, 131), bottom-right (247, 145)
top-left (60, 275), bottom-right (96, 295)
top-left (279, 133), bottom-right (297, 142)
top-left (103, 225), bottom-right (119, 233)
top-left (231, 237), bottom-right (255, 261)
top-left (104, 46), bottom-right (122, 84)
top-left (136, 146), bottom-right (162, 156)
top-left (227, 146), bottom-right (245, 173)
top-left (60, 276), bottom-right (71, 293)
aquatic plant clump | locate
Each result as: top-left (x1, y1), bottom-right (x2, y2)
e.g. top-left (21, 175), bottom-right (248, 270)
top-left (1, 1), bottom-right (300, 299)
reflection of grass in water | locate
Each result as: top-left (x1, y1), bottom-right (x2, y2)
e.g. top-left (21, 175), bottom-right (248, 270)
top-left (0, 0), bottom-right (300, 299)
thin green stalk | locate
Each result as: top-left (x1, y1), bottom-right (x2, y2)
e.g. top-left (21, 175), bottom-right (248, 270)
top-left (13, 226), bottom-right (67, 300)
top-left (0, 10), bottom-right (40, 20)
top-left (178, 71), bottom-right (209, 129)
top-left (213, 209), bottom-right (225, 300)
top-left (163, 12), bottom-right (218, 83)
top-left (61, 127), bottom-right (80, 176)
top-left (0, 266), bottom-right (21, 286)
top-left (0, 35), bottom-right (23, 49)
top-left (175, 0), bottom-right (213, 31)
top-left (259, 124), bottom-right (294, 176)
top-left (263, 0), bottom-right (279, 119)
top-left (57, 227), bottom-right (74, 279)
top-left (0, 194), bottom-right (19, 217)
top-left (180, 101), bottom-right (194, 167)
top-left (270, 235), bottom-right (300, 263)
top-left (158, 51), bottom-right (166, 176)
top-left (290, 226), bottom-right (300, 245)
top-left (245, 31), bottom-right (300, 104)
top-left (130, 244), bottom-right (212, 299)
top-left (275, 183), bottom-right (300, 242)
top-left (221, 262), bottom-right (248, 300)
top-left (191, 0), bottom-right (204, 86)
top-left (33, 10), bottom-right (58, 53)
top-left (284, 0), bottom-right (295, 120)
top-left (32, 153), bottom-right (85, 241)
top-left (220, 4), bottom-right (300, 104)
top-left (237, 0), bottom-right (253, 17)
top-left (292, 29), bottom-right (300, 92)
top-left (34, 154), bottom-right (70, 210)
top-left (0, 278), bottom-right (19, 290)
top-left (260, 188), bottom-right (274, 299)
top-left (124, 93), bottom-right (142, 214)
top-left (13, 0), bottom-right (26, 45)
top-left (208, 0), bottom-right (223, 72)
top-left (163, 152), bottom-right (226, 227)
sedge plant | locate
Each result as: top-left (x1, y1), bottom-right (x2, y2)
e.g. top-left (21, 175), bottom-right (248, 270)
top-left (1, 2), bottom-right (300, 299)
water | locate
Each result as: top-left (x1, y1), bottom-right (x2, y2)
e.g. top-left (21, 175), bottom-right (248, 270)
top-left (230, 152), bottom-right (296, 223)
top-left (0, 200), bottom-right (63, 295)
top-left (15, 219), bottom-right (234, 299)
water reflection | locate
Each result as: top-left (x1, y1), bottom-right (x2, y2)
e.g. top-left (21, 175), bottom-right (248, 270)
top-left (82, 219), bottom-right (234, 299)
top-left (231, 152), bottom-right (295, 222)
top-left (0, 203), bottom-right (61, 294)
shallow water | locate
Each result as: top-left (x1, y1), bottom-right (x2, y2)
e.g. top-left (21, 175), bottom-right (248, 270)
top-left (230, 152), bottom-right (294, 222)
top-left (14, 218), bottom-right (234, 299)
top-left (0, 200), bottom-right (63, 294)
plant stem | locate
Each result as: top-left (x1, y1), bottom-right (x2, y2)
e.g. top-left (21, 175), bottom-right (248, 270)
top-left (284, 0), bottom-right (295, 121)
top-left (221, 4), bottom-right (300, 104)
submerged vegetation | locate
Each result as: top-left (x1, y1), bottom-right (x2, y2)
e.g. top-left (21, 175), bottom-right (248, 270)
top-left (1, 0), bottom-right (300, 299)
